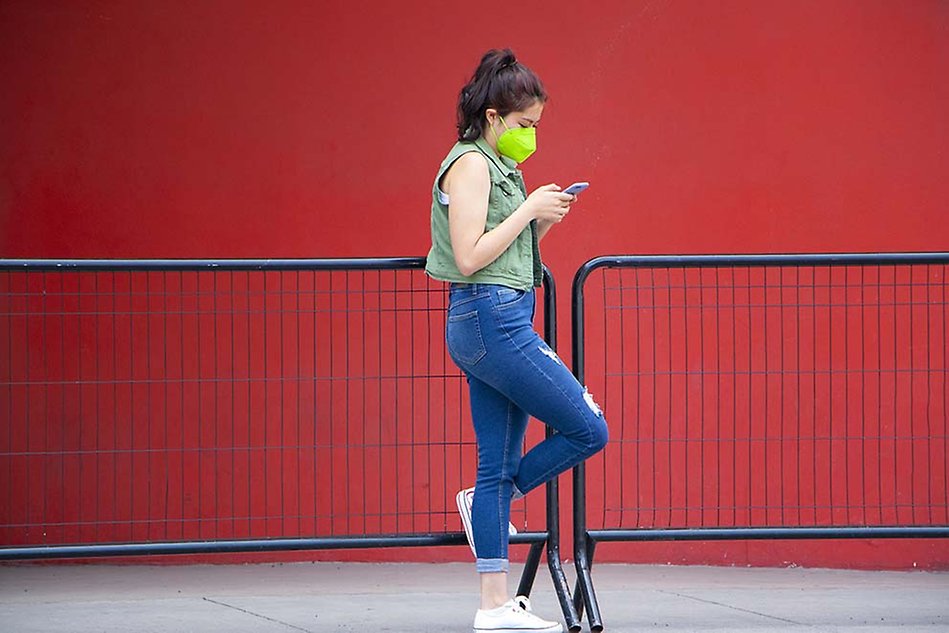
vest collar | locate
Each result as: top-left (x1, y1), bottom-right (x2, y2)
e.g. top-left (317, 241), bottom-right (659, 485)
top-left (474, 137), bottom-right (518, 177)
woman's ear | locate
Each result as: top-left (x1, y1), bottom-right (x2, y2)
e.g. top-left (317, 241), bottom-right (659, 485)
top-left (484, 108), bottom-right (498, 126)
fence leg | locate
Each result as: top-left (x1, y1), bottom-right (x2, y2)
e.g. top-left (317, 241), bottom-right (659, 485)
top-left (544, 475), bottom-right (582, 632)
top-left (572, 565), bottom-right (583, 620)
top-left (574, 536), bottom-right (601, 631)
top-left (538, 269), bottom-right (581, 632)
top-left (516, 541), bottom-right (544, 598)
top-left (571, 537), bottom-right (598, 621)
top-left (573, 458), bottom-right (603, 631)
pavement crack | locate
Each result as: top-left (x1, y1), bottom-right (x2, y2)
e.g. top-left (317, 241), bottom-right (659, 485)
top-left (655, 589), bottom-right (815, 627)
top-left (202, 597), bottom-right (315, 633)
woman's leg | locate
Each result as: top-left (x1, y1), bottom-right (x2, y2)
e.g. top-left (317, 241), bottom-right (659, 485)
top-left (461, 291), bottom-right (609, 498)
top-left (496, 334), bottom-right (609, 496)
top-left (480, 572), bottom-right (510, 611)
top-left (446, 284), bottom-right (607, 622)
top-left (467, 372), bottom-right (529, 599)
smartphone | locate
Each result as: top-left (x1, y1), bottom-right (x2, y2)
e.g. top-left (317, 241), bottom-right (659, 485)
top-left (563, 182), bottom-right (590, 196)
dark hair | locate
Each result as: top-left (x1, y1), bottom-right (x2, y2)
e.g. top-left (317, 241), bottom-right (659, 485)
top-left (456, 49), bottom-right (547, 142)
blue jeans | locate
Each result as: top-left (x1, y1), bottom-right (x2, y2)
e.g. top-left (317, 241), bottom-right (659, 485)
top-left (445, 283), bottom-right (609, 573)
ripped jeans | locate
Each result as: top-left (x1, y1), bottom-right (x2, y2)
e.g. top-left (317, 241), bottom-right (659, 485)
top-left (446, 283), bottom-right (609, 573)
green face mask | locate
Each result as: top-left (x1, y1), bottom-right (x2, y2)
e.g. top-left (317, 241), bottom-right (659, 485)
top-left (494, 115), bottom-right (536, 164)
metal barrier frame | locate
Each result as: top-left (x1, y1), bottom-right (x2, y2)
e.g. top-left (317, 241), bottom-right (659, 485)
top-left (571, 252), bottom-right (949, 632)
top-left (0, 257), bottom-right (581, 630)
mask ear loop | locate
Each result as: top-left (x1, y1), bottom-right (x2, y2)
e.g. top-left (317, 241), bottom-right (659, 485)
top-left (488, 112), bottom-right (509, 145)
top-left (498, 114), bottom-right (511, 132)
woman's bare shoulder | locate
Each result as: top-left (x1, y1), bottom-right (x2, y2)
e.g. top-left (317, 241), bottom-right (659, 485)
top-left (442, 150), bottom-right (490, 192)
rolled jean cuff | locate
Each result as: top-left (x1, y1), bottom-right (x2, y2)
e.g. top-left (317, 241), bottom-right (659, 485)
top-left (476, 558), bottom-right (510, 573)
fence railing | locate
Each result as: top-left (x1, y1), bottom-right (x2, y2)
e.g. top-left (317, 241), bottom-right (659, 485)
top-left (0, 257), bottom-right (580, 630)
top-left (4, 253), bottom-right (948, 632)
top-left (571, 252), bottom-right (949, 632)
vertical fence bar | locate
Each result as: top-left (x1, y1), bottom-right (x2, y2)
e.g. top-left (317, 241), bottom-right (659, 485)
top-left (540, 266), bottom-right (582, 632)
top-left (571, 259), bottom-right (603, 631)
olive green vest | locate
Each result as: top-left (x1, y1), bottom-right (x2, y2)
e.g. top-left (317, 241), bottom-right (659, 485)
top-left (425, 137), bottom-right (542, 290)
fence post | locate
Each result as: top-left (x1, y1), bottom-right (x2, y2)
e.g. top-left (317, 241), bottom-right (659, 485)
top-left (570, 259), bottom-right (609, 632)
top-left (540, 266), bottom-right (582, 632)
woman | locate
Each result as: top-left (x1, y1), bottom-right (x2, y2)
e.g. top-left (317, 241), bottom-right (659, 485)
top-left (426, 49), bottom-right (608, 633)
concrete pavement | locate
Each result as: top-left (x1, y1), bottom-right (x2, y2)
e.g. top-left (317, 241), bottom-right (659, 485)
top-left (1, 562), bottom-right (946, 632)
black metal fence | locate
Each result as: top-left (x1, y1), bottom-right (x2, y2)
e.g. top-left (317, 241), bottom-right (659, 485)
top-left (571, 253), bottom-right (949, 631)
top-left (4, 253), bottom-right (949, 632)
top-left (0, 258), bottom-right (580, 629)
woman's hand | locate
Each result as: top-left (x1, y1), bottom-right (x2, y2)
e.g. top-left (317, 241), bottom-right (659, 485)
top-left (526, 184), bottom-right (576, 224)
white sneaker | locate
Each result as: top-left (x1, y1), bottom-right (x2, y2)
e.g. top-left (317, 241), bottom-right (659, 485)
top-left (456, 488), bottom-right (518, 557)
top-left (473, 599), bottom-right (563, 633)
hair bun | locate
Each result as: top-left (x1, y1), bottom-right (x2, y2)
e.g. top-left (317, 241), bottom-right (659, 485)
top-left (498, 50), bottom-right (516, 69)
top-left (496, 49), bottom-right (516, 71)
top-left (478, 48), bottom-right (517, 75)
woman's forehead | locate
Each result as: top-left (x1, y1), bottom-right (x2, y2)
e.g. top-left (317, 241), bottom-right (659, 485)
top-left (514, 101), bottom-right (545, 121)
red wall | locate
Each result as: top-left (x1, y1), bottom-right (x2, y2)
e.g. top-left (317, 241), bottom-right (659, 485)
top-left (2, 1), bottom-right (948, 568)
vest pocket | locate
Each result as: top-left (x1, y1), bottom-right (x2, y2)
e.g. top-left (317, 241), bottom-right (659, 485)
top-left (446, 310), bottom-right (487, 366)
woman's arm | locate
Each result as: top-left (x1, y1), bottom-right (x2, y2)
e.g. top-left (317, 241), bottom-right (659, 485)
top-left (445, 153), bottom-right (575, 275)
top-left (536, 219), bottom-right (556, 241)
